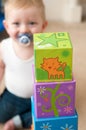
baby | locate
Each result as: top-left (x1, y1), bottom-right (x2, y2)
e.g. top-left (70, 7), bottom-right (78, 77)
top-left (0, 0), bottom-right (47, 130)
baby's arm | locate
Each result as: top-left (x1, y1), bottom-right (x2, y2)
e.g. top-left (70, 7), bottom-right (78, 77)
top-left (0, 44), bottom-right (5, 81)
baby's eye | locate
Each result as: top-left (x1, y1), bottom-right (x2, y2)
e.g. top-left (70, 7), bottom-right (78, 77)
top-left (29, 22), bottom-right (37, 25)
top-left (13, 22), bottom-right (20, 26)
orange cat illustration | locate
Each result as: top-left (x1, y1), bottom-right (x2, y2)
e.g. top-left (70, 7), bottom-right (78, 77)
top-left (41, 57), bottom-right (66, 79)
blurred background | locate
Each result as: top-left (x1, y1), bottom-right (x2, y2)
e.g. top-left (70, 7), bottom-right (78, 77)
top-left (0, 0), bottom-right (86, 130)
top-left (0, 0), bottom-right (86, 40)
top-left (43, 0), bottom-right (86, 22)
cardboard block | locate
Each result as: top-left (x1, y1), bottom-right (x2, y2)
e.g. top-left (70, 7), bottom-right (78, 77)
top-left (34, 32), bottom-right (73, 82)
top-left (33, 79), bottom-right (76, 118)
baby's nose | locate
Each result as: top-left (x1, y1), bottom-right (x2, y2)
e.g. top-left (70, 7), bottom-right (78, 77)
top-left (20, 25), bottom-right (29, 33)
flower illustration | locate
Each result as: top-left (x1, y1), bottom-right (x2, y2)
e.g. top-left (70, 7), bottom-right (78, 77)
top-left (60, 124), bottom-right (74, 130)
top-left (37, 102), bottom-right (42, 107)
top-left (64, 106), bottom-right (72, 114)
top-left (40, 123), bottom-right (52, 130)
top-left (37, 86), bottom-right (46, 94)
top-left (68, 85), bottom-right (73, 90)
top-left (59, 91), bottom-right (64, 94)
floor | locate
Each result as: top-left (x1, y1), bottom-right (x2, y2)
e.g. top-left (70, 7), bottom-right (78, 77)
top-left (0, 21), bottom-right (86, 130)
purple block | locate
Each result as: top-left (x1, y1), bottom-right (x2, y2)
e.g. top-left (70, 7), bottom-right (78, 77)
top-left (34, 79), bottom-right (76, 118)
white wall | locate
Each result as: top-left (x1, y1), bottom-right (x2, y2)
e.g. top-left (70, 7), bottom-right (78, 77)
top-left (43, 0), bottom-right (67, 21)
top-left (43, 0), bottom-right (82, 23)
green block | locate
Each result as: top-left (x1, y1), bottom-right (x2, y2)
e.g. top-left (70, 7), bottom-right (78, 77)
top-left (34, 32), bottom-right (73, 82)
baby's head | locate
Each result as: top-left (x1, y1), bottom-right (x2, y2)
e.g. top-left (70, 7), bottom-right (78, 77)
top-left (4, 0), bottom-right (46, 22)
top-left (3, 0), bottom-right (47, 46)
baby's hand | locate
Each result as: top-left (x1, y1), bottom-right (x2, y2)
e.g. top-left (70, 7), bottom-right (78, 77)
top-left (30, 124), bottom-right (34, 130)
top-left (3, 119), bottom-right (15, 130)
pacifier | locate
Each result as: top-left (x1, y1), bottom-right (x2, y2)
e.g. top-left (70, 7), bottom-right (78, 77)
top-left (18, 33), bottom-right (33, 46)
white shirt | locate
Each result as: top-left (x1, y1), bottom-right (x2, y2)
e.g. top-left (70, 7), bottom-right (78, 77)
top-left (1, 38), bottom-right (34, 98)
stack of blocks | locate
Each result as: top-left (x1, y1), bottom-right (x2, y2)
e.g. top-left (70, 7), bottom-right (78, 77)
top-left (31, 32), bottom-right (78, 130)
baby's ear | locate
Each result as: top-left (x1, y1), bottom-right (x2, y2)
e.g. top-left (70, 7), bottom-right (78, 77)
top-left (42, 21), bottom-right (48, 30)
top-left (3, 20), bottom-right (8, 31)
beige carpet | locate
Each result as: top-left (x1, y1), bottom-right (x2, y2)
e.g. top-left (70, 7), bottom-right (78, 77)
top-left (0, 21), bottom-right (86, 130)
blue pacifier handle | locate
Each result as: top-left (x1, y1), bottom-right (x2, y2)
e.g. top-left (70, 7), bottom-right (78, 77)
top-left (18, 33), bottom-right (33, 45)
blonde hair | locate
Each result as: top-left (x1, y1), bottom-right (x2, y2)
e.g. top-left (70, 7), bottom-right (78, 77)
top-left (4, 0), bottom-right (46, 20)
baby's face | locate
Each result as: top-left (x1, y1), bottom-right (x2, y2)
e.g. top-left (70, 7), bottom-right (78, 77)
top-left (3, 6), bottom-right (47, 47)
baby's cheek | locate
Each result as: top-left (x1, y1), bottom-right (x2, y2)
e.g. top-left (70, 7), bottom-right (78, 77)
top-left (31, 27), bottom-right (42, 33)
top-left (9, 33), bottom-right (17, 42)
